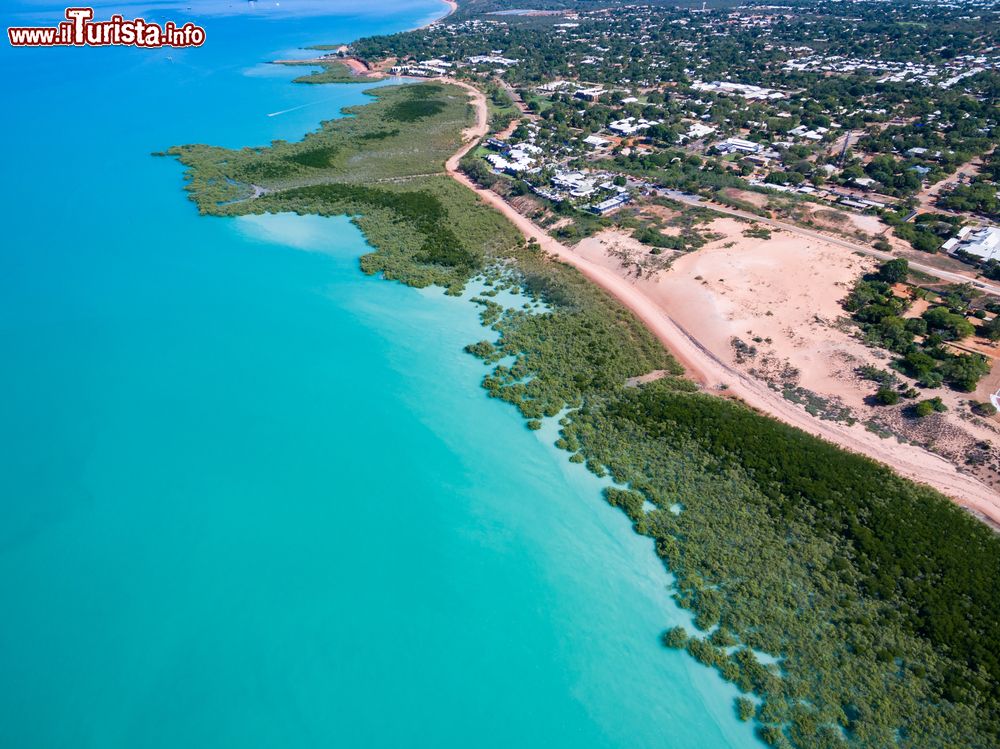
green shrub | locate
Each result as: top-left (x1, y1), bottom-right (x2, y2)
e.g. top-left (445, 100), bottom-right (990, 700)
top-left (875, 387), bottom-right (900, 405)
top-left (911, 397), bottom-right (947, 417)
top-left (736, 696), bottom-right (757, 722)
top-left (971, 401), bottom-right (998, 417)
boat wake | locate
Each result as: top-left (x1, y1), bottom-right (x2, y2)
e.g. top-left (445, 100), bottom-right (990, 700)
top-left (267, 101), bottom-right (320, 117)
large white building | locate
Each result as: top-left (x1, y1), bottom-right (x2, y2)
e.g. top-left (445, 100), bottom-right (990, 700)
top-left (680, 123), bottom-right (716, 141)
top-left (608, 117), bottom-right (661, 136)
top-left (716, 137), bottom-right (763, 155)
top-left (943, 225), bottom-right (1000, 262)
top-left (692, 80), bottom-right (785, 100)
top-left (583, 134), bottom-right (611, 149)
top-left (467, 55), bottom-right (519, 66)
top-left (591, 194), bottom-right (630, 215)
top-left (552, 170), bottom-right (598, 197)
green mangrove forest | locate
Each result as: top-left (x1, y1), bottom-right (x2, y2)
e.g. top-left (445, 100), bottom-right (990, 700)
top-left (168, 80), bottom-right (1000, 748)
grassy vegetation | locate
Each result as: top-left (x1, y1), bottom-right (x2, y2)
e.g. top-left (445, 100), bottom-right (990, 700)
top-left (167, 83), bottom-right (472, 210)
top-left (278, 60), bottom-right (374, 85)
top-left (168, 78), bottom-right (1000, 749)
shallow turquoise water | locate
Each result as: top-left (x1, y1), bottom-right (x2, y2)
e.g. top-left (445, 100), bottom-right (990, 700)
top-left (0, 2), bottom-right (761, 746)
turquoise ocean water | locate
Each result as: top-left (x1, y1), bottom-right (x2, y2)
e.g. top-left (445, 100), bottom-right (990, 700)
top-left (0, 2), bottom-right (762, 746)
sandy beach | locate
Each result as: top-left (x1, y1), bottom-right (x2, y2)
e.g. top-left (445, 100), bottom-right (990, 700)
top-left (281, 0), bottom-right (459, 77)
top-left (443, 85), bottom-right (1000, 527)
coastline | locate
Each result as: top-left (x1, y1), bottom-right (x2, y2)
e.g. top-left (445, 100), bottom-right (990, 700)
top-left (441, 0), bottom-right (459, 21)
top-left (164, 23), bottom-right (1000, 740)
top-left (278, 1), bottom-right (458, 80)
top-left (411, 0), bottom-right (458, 32)
top-left (440, 85), bottom-right (1000, 528)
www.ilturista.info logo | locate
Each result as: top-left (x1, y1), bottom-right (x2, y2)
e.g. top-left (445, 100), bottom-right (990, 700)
top-left (8, 7), bottom-right (206, 47)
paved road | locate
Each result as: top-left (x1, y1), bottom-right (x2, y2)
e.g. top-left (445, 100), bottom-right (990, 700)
top-left (660, 190), bottom-right (1000, 296)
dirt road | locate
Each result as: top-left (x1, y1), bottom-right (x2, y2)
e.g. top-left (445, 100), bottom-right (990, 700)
top-left (915, 152), bottom-right (988, 212)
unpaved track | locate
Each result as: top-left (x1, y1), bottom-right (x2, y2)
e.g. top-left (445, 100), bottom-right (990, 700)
top-left (442, 82), bottom-right (1000, 526)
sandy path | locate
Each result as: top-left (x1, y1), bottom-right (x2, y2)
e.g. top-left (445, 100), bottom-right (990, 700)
top-left (443, 83), bottom-right (1000, 526)
top-left (442, 78), bottom-right (491, 167)
top-left (341, 57), bottom-right (371, 75)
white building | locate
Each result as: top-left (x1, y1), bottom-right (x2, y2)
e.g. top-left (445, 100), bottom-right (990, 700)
top-left (510, 143), bottom-right (542, 158)
top-left (583, 135), bottom-right (611, 149)
top-left (486, 154), bottom-right (511, 171)
top-left (467, 55), bottom-right (519, 66)
top-left (537, 80), bottom-right (570, 93)
top-left (716, 137), bottom-right (763, 155)
top-left (552, 171), bottom-right (598, 197)
top-left (609, 117), bottom-right (661, 136)
top-left (486, 150), bottom-right (534, 174)
top-left (591, 194), bottom-right (630, 214)
top-left (390, 61), bottom-right (450, 77)
top-left (944, 226), bottom-right (1000, 262)
top-left (574, 86), bottom-right (606, 101)
top-left (789, 124), bottom-right (829, 141)
top-left (693, 80), bottom-right (785, 100)
top-left (679, 123), bottom-right (716, 142)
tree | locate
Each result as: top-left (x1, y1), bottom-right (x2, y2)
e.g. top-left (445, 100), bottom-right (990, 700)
top-left (736, 696), bottom-right (757, 722)
top-left (877, 316), bottom-right (914, 349)
top-left (877, 258), bottom-right (909, 284)
top-left (923, 307), bottom-right (974, 340)
top-left (662, 626), bottom-right (688, 649)
top-left (460, 155), bottom-right (497, 187)
top-left (980, 315), bottom-right (1000, 342)
top-left (941, 354), bottom-right (990, 392)
top-left (912, 232), bottom-right (942, 253)
top-left (912, 397), bottom-right (946, 417)
top-left (900, 351), bottom-right (937, 380)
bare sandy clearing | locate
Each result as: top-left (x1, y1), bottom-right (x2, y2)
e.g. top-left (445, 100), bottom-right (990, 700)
top-left (577, 219), bottom-right (877, 402)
